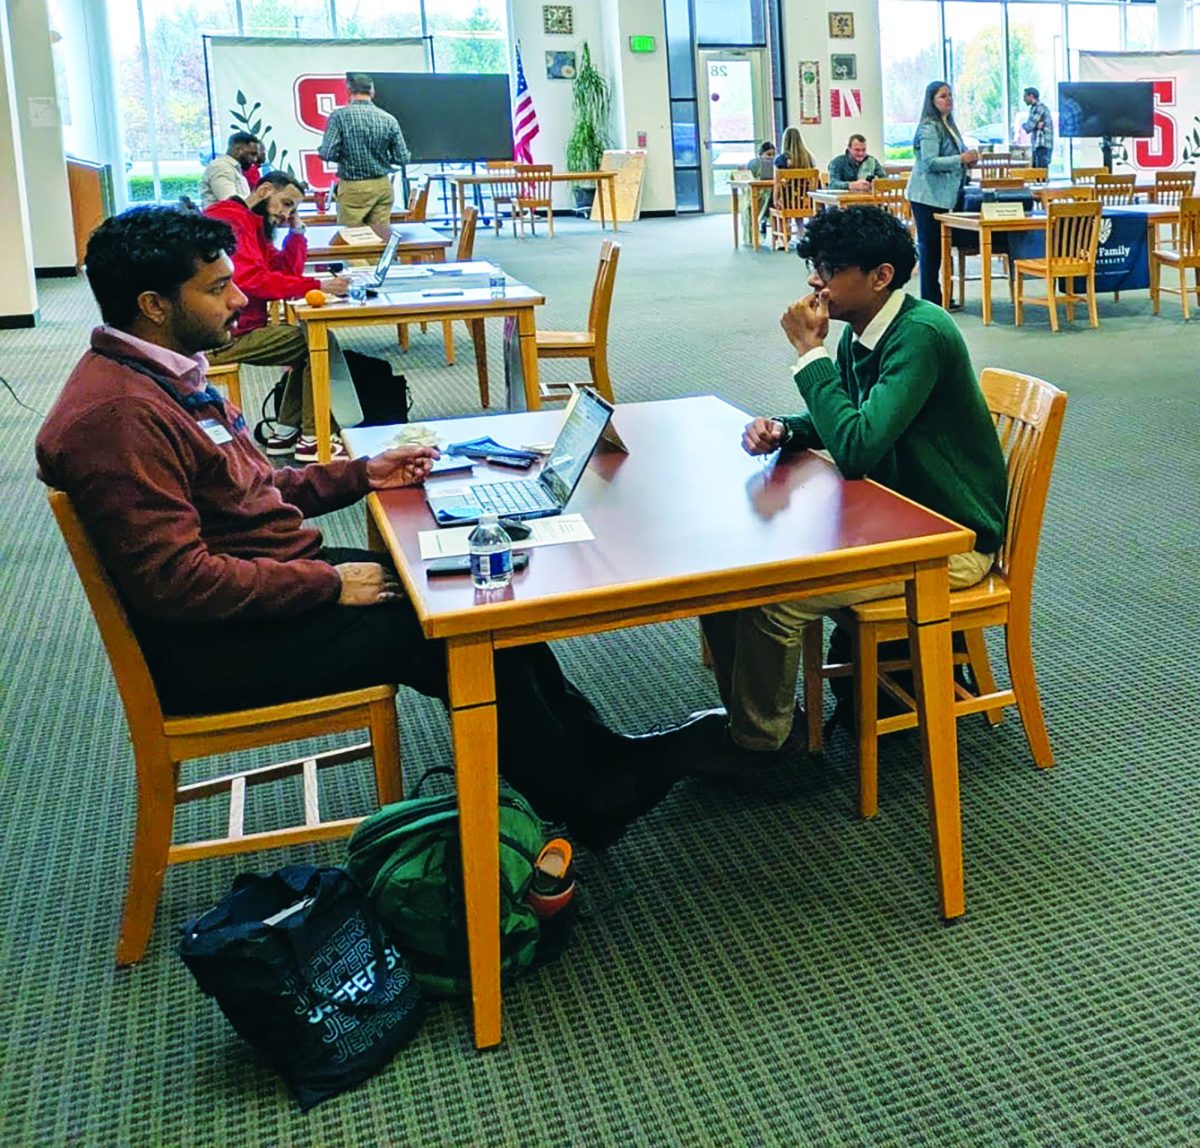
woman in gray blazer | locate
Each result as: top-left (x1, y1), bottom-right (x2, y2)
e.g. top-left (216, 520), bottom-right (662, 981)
top-left (906, 80), bottom-right (979, 304)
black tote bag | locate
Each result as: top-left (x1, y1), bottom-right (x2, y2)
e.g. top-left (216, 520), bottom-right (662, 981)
top-left (180, 865), bottom-right (424, 1111)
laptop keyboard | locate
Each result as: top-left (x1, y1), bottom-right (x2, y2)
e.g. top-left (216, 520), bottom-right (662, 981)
top-left (472, 481), bottom-right (556, 515)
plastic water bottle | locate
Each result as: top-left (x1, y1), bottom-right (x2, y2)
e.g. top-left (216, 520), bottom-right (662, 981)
top-left (469, 513), bottom-right (513, 590)
top-left (348, 276), bottom-right (367, 305)
top-left (488, 266), bottom-right (506, 298)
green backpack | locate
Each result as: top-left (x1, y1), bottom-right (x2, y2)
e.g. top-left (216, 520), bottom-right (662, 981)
top-left (345, 770), bottom-right (550, 998)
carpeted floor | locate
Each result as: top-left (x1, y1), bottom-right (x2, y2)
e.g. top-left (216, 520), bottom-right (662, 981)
top-left (2, 212), bottom-right (1199, 1146)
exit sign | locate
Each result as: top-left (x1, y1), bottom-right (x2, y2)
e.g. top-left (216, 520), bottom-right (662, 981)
top-left (629, 35), bottom-right (656, 53)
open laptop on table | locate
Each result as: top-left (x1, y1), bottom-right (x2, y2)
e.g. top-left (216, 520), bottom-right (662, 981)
top-left (425, 387), bottom-right (614, 526)
top-left (357, 230), bottom-right (402, 287)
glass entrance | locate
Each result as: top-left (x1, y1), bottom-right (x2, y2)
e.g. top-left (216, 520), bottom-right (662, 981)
top-left (696, 49), bottom-right (770, 211)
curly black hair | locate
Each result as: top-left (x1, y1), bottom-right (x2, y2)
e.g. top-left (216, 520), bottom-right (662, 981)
top-left (796, 205), bottom-right (917, 290)
top-left (85, 206), bottom-right (237, 329)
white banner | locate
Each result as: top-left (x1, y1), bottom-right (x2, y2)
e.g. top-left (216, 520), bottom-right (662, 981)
top-left (1079, 50), bottom-right (1200, 173)
top-left (207, 37), bottom-right (427, 191)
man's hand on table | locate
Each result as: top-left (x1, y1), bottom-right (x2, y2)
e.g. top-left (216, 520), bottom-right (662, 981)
top-left (366, 445), bottom-right (440, 489)
top-left (321, 275), bottom-right (351, 296)
top-left (781, 292), bottom-right (830, 356)
top-left (742, 418), bottom-right (788, 456)
top-left (335, 562), bottom-right (400, 606)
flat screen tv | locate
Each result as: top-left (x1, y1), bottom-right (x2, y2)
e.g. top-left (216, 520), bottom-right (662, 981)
top-left (370, 73), bottom-right (514, 163)
top-left (1057, 82), bottom-right (1155, 139)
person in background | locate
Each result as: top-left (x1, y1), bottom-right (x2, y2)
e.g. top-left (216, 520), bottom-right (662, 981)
top-left (774, 126), bottom-right (816, 173)
top-left (319, 72), bottom-right (410, 227)
top-left (200, 131), bottom-right (259, 209)
top-left (204, 171), bottom-right (351, 461)
top-left (827, 133), bottom-right (887, 191)
top-left (905, 80), bottom-right (979, 306)
top-left (1022, 87), bottom-right (1054, 171)
top-left (245, 141), bottom-right (268, 191)
top-left (747, 141), bottom-right (776, 237)
top-left (697, 206), bottom-right (1006, 765)
top-left (36, 206), bottom-right (718, 849)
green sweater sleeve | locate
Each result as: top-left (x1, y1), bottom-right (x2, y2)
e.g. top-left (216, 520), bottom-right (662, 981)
top-left (793, 325), bottom-right (941, 479)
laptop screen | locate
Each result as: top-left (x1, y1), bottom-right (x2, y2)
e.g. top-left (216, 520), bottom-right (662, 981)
top-left (538, 388), bottom-right (613, 506)
top-left (373, 232), bottom-right (401, 279)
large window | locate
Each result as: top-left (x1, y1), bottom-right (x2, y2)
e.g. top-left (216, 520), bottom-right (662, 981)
top-left (881, 0), bottom-right (1157, 174)
top-left (110, 0), bottom-right (507, 202)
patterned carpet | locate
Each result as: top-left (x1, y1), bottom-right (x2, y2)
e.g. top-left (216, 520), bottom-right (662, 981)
top-left (2, 213), bottom-right (1199, 1145)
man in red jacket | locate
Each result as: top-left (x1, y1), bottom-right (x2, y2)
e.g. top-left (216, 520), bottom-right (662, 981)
top-left (205, 170), bottom-right (351, 460)
top-left (37, 206), bottom-right (719, 848)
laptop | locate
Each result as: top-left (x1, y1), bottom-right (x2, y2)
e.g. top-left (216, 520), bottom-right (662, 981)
top-left (360, 231), bottom-right (402, 288)
top-left (425, 387), bottom-right (614, 526)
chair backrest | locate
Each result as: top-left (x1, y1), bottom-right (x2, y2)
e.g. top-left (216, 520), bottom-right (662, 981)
top-left (774, 168), bottom-right (819, 215)
top-left (514, 163), bottom-right (553, 203)
top-left (873, 176), bottom-right (912, 222)
top-left (1039, 185), bottom-right (1096, 204)
top-left (979, 153), bottom-right (1012, 172)
top-left (981, 177), bottom-right (1026, 190)
top-left (1178, 196), bottom-right (1200, 258)
top-left (455, 205), bottom-right (479, 261)
top-left (586, 240), bottom-right (621, 346)
top-left (1070, 167), bottom-right (1107, 185)
top-left (488, 166), bottom-right (520, 203)
top-left (1093, 173), bottom-right (1136, 206)
top-left (978, 369), bottom-right (1067, 606)
top-left (406, 180), bottom-right (430, 222)
top-left (47, 490), bottom-right (167, 750)
top-left (1045, 199), bottom-right (1101, 267)
top-left (1007, 167), bottom-right (1048, 182)
top-left (1151, 171), bottom-right (1196, 205)
top-left (883, 165), bottom-right (911, 179)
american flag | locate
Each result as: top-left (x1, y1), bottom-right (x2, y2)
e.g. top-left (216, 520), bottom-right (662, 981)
top-left (512, 43), bottom-right (539, 164)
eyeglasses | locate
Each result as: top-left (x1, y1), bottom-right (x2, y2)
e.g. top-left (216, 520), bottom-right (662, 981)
top-left (805, 260), bottom-right (845, 283)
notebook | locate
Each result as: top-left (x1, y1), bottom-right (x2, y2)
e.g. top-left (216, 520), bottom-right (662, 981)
top-left (425, 387), bottom-right (614, 526)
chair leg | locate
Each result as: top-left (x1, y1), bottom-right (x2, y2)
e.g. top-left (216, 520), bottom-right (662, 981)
top-left (852, 622), bottom-right (880, 819)
top-left (116, 758), bottom-right (176, 965)
top-left (442, 320), bottom-right (456, 366)
top-left (1046, 275), bottom-right (1060, 333)
top-left (369, 697), bottom-right (404, 806)
top-left (469, 318), bottom-right (489, 408)
top-left (956, 248), bottom-right (966, 307)
top-left (1086, 272), bottom-right (1099, 329)
top-left (1014, 271), bottom-right (1024, 326)
top-left (1182, 266), bottom-right (1192, 322)
top-left (963, 627), bottom-right (1003, 727)
top-left (801, 620), bottom-right (824, 753)
top-left (587, 351), bottom-right (615, 403)
top-left (1004, 618), bottom-right (1054, 768)
top-left (1151, 255), bottom-right (1161, 315)
top-left (548, 209), bottom-right (555, 239)
top-left (398, 322), bottom-right (410, 351)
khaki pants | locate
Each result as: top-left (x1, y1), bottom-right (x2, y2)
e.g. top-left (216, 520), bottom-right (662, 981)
top-left (207, 323), bottom-right (318, 435)
top-left (699, 549), bottom-right (995, 751)
top-left (335, 176), bottom-right (394, 227)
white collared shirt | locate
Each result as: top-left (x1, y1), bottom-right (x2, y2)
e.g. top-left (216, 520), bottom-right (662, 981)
top-left (790, 289), bottom-right (907, 375)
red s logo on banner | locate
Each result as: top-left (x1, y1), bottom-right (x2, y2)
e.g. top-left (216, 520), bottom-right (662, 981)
top-left (294, 75), bottom-right (348, 190)
top-left (1134, 77), bottom-right (1176, 169)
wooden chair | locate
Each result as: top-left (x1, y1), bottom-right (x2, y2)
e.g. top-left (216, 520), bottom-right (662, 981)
top-left (535, 240), bottom-right (620, 403)
top-left (874, 177), bottom-right (914, 230)
top-left (204, 363), bottom-right (241, 410)
top-left (883, 165), bottom-right (911, 178)
top-left (1007, 167), bottom-right (1048, 183)
top-left (980, 177), bottom-right (1025, 191)
top-left (801, 369), bottom-right (1066, 817)
top-left (1014, 199), bottom-right (1102, 332)
top-left (401, 179), bottom-right (431, 222)
top-left (486, 162), bottom-right (521, 236)
top-left (1093, 173), bottom-right (1136, 206)
top-left (47, 490), bottom-right (404, 964)
top-left (770, 168), bottom-right (819, 250)
top-left (1150, 171), bottom-right (1196, 249)
top-left (1036, 185), bottom-right (1096, 206)
top-left (1151, 196), bottom-right (1200, 320)
top-left (1070, 167), bottom-right (1108, 185)
top-left (979, 153), bottom-right (1013, 177)
top-left (513, 164), bottom-right (555, 237)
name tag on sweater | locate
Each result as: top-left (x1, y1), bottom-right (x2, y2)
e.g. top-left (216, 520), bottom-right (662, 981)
top-left (199, 417), bottom-right (233, 445)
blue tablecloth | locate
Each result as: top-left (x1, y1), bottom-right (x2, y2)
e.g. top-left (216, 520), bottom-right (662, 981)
top-left (1007, 206), bottom-right (1152, 292)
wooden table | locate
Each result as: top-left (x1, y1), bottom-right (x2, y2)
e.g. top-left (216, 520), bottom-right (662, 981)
top-left (345, 395), bottom-right (976, 1049)
top-left (301, 222), bottom-right (451, 262)
top-left (729, 178), bottom-right (775, 250)
top-left (450, 170), bottom-right (619, 234)
top-left (293, 263), bottom-right (545, 463)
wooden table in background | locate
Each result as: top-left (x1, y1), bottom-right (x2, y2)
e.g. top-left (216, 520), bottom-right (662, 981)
top-left (729, 179), bottom-right (775, 250)
top-left (450, 171), bottom-right (619, 234)
top-left (345, 395), bottom-right (976, 1049)
top-left (293, 264), bottom-right (545, 463)
top-left (301, 222), bottom-right (451, 262)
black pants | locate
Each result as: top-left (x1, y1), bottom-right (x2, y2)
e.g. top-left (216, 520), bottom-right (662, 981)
top-left (1032, 146), bottom-right (1051, 171)
top-left (137, 549), bottom-right (633, 825)
top-left (911, 200), bottom-right (945, 304)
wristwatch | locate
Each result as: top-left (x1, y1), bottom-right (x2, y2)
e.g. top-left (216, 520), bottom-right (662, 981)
top-left (772, 418), bottom-right (793, 446)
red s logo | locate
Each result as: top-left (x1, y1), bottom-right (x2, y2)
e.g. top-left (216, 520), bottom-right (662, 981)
top-left (1134, 78), bottom-right (1176, 170)
top-left (294, 75), bottom-right (348, 133)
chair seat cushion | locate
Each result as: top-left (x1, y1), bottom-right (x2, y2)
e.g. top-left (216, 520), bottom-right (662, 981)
top-left (847, 571), bottom-right (1011, 623)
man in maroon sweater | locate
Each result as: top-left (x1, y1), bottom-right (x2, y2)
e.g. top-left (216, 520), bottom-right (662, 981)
top-left (38, 206), bottom-right (715, 847)
top-left (205, 170), bottom-right (351, 460)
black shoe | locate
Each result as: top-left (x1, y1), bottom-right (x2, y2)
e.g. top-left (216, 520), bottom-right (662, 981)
top-left (946, 300), bottom-right (963, 312)
top-left (683, 705), bottom-right (807, 779)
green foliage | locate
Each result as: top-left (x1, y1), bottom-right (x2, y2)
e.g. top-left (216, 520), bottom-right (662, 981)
top-left (566, 42), bottom-right (611, 175)
top-left (1181, 116), bottom-right (1200, 168)
top-left (230, 90), bottom-right (291, 175)
top-left (127, 175), bottom-right (202, 202)
top-left (957, 21), bottom-right (1040, 132)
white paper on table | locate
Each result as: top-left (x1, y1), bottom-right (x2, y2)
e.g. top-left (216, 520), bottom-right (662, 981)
top-left (418, 513), bottom-right (595, 560)
top-left (338, 225), bottom-right (382, 245)
top-left (386, 265), bottom-right (435, 279)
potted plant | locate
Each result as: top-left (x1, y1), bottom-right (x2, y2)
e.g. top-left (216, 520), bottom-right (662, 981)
top-left (565, 42), bottom-right (612, 212)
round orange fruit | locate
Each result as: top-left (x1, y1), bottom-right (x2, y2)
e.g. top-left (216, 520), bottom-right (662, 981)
top-left (304, 289), bottom-right (327, 307)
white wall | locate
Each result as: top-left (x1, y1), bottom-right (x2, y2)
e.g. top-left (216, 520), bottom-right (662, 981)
top-left (780, 0), bottom-right (885, 173)
top-left (9, 0), bottom-right (75, 268)
top-left (0, 0), bottom-right (38, 320)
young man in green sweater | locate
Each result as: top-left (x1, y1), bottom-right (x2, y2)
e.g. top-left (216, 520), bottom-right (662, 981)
top-left (700, 206), bottom-right (1007, 758)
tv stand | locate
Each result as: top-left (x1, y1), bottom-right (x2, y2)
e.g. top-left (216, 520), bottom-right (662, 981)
top-left (1100, 136), bottom-right (1116, 172)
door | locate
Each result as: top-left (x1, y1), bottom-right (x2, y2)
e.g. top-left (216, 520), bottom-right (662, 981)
top-left (696, 49), bottom-right (772, 213)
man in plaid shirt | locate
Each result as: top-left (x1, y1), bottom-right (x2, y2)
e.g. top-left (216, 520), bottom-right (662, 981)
top-left (319, 73), bottom-right (411, 226)
top-left (1022, 87), bottom-right (1054, 171)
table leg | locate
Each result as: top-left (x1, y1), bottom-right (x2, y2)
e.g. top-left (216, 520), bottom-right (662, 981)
top-left (731, 183), bottom-right (740, 250)
top-left (306, 320), bottom-right (333, 464)
top-left (596, 178), bottom-right (607, 230)
top-left (608, 176), bottom-right (619, 233)
top-left (940, 222), bottom-right (952, 310)
top-left (981, 229), bottom-right (994, 325)
top-left (751, 186), bottom-right (762, 252)
top-left (470, 317), bottom-right (490, 408)
top-left (447, 635), bottom-right (502, 1049)
top-left (516, 309), bottom-right (542, 410)
top-left (906, 562), bottom-right (964, 920)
